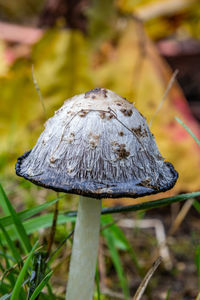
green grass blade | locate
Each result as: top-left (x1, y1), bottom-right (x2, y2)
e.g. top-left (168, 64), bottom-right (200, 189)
top-left (101, 191), bottom-right (200, 215)
top-left (102, 216), bottom-right (130, 299)
top-left (10, 241), bottom-right (38, 300)
top-left (193, 200), bottom-right (200, 214)
top-left (175, 116), bottom-right (200, 146)
top-left (29, 271), bottom-right (53, 300)
top-left (22, 213), bottom-right (75, 235)
top-left (0, 281), bottom-right (13, 296)
top-left (46, 282), bottom-right (57, 300)
top-left (103, 228), bottom-right (130, 300)
top-left (0, 223), bottom-right (21, 264)
top-left (0, 214), bottom-right (75, 242)
top-left (0, 197), bottom-right (61, 228)
top-left (0, 237), bottom-right (14, 276)
top-left (27, 252), bottom-right (47, 298)
top-left (195, 245), bottom-right (200, 289)
top-left (0, 259), bottom-right (4, 272)
top-left (1, 192), bottom-right (200, 237)
top-left (0, 183), bottom-right (11, 216)
top-left (65, 191), bottom-right (200, 217)
top-left (101, 215), bottom-right (142, 275)
top-left (1, 192), bottom-right (200, 242)
top-left (165, 289), bottom-right (171, 300)
top-left (0, 184), bottom-right (32, 253)
top-left (95, 265), bottom-right (101, 300)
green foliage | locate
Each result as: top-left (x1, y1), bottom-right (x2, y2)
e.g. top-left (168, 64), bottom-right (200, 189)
top-left (10, 242), bottom-right (38, 300)
top-left (0, 183), bottom-right (31, 253)
top-left (101, 214), bottom-right (142, 275)
top-left (165, 289), bottom-right (171, 300)
top-left (102, 215), bottom-right (130, 300)
top-left (0, 186), bottom-right (59, 299)
top-left (195, 245), bottom-right (200, 290)
top-left (0, 196), bottom-right (61, 229)
top-left (0, 183), bottom-right (200, 298)
top-left (95, 265), bottom-right (101, 300)
top-left (65, 191), bottom-right (200, 217)
top-left (193, 200), bottom-right (200, 214)
top-left (0, 222), bottom-right (21, 264)
top-left (28, 271), bottom-right (53, 300)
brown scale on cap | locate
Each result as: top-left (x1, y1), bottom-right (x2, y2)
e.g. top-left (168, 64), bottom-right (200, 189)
top-left (139, 178), bottom-right (159, 190)
top-left (78, 109), bottom-right (88, 117)
top-left (131, 125), bottom-right (148, 138)
top-left (120, 108), bottom-right (133, 116)
top-left (99, 111), bottom-right (106, 119)
top-left (89, 133), bottom-right (100, 149)
top-left (16, 88), bottom-right (178, 199)
top-left (107, 113), bottom-right (114, 120)
top-left (85, 88), bottom-right (107, 99)
top-left (67, 132), bottom-right (75, 144)
top-left (115, 144), bottom-right (130, 160)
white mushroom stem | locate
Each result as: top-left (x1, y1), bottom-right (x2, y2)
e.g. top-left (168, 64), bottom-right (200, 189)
top-left (66, 196), bottom-right (102, 300)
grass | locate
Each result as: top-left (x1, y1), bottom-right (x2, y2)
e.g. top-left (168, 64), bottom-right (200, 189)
top-left (10, 242), bottom-right (38, 300)
top-left (175, 116), bottom-right (200, 147)
top-left (0, 181), bottom-right (200, 299)
top-left (0, 118), bottom-right (199, 299)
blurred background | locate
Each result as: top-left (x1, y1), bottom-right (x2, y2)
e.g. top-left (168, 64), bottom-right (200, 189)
top-left (0, 0), bottom-right (200, 299)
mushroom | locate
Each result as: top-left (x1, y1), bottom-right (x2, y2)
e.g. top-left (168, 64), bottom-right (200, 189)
top-left (16, 88), bottom-right (178, 300)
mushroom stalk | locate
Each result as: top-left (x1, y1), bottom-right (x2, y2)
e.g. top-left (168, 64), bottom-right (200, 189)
top-left (66, 196), bottom-right (102, 300)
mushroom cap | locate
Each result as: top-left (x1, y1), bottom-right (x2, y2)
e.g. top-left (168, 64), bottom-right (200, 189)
top-left (16, 88), bottom-right (178, 199)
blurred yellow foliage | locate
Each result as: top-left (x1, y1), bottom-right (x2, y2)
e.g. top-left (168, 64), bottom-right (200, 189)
top-left (117, 0), bottom-right (200, 40)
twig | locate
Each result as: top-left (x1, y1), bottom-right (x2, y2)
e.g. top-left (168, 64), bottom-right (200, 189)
top-left (133, 256), bottom-right (162, 300)
top-left (47, 230), bottom-right (74, 262)
top-left (101, 288), bottom-right (125, 299)
top-left (149, 69), bottom-right (179, 127)
top-left (169, 198), bottom-right (194, 235)
top-left (119, 219), bottom-right (172, 269)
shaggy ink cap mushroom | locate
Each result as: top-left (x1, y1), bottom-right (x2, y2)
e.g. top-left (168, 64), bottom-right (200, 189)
top-left (16, 88), bottom-right (178, 300)
top-left (16, 88), bottom-right (178, 198)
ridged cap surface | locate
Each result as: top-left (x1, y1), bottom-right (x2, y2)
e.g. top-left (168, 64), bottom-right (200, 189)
top-left (16, 88), bottom-right (178, 198)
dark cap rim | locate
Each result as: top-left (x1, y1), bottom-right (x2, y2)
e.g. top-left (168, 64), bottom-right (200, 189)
top-left (16, 150), bottom-right (178, 199)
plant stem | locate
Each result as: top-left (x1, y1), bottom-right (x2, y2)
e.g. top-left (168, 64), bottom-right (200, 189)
top-left (66, 196), bottom-right (102, 300)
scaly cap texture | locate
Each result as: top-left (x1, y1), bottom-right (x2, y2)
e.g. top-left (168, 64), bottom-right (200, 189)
top-left (16, 88), bottom-right (178, 198)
